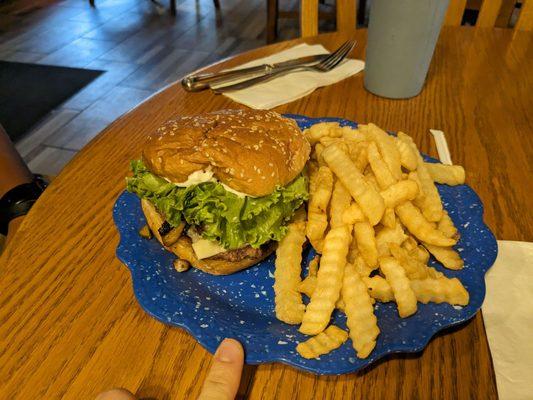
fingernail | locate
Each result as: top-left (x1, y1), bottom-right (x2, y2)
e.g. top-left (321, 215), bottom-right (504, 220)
top-left (214, 338), bottom-right (241, 363)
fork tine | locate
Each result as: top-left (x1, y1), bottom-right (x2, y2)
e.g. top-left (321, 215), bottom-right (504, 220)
top-left (326, 40), bottom-right (355, 66)
top-left (329, 41), bottom-right (356, 68)
top-left (318, 41), bottom-right (351, 66)
top-left (321, 40), bottom-right (356, 70)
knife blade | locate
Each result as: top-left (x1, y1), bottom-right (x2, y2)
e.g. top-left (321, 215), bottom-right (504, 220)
top-left (181, 54), bottom-right (328, 92)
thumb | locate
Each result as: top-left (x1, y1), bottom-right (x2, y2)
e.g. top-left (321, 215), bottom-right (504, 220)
top-left (197, 338), bottom-right (244, 400)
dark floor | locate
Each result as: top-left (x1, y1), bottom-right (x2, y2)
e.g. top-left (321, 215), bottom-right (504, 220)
top-left (0, 0), bottom-right (312, 175)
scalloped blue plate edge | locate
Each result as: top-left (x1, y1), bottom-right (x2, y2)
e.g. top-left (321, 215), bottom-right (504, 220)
top-left (113, 114), bottom-right (498, 375)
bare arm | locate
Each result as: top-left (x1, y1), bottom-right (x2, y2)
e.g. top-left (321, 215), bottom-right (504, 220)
top-left (0, 125), bottom-right (33, 242)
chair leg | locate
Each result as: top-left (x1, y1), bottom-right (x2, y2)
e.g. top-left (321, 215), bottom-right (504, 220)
top-left (89, 0), bottom-right (95, 7)
top-left (266, 0), bottom-right (279, 44)
top-left (213, 0), bottom-right (221, 9)
top-left (170, 0), bottom-right (176, 15)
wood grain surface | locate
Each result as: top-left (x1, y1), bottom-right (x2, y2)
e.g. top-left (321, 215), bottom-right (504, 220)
top-left (1, 27), bottom-right (532, 399)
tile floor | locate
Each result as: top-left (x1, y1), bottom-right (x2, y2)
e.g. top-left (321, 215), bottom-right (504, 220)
top-left (0, 0), bottom-right (311, 175)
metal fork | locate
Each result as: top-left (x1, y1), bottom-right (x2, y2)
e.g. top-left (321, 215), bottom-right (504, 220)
top-left (213, 40), bottom-right (357, 93)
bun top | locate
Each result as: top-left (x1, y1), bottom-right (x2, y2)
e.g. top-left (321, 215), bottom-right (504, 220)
top-left (142, 109), bottom-right (310, 197)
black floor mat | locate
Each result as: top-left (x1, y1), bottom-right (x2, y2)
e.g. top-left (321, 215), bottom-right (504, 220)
top-left (0, 61), bottom-right (103, 142)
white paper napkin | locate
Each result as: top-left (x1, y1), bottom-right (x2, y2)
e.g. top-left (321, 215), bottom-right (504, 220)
top-left (482, 240), bottom-right (533, 400)
top-left (221, 43), bottom-right (365, 109)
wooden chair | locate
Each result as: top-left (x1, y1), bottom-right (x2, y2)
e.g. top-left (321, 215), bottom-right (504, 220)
top-left (445, 0), bottom-right (533, 30)
top-left (267, 0), bottom-right (358, 43)
top-left (300, 0), bottom-right (357, 37)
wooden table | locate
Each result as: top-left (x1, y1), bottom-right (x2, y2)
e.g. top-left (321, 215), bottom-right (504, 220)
top-left (1, 27), bottom-right (532, 399)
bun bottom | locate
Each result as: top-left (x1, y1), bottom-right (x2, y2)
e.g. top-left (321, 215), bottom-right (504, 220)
top-left (141, 199), bottom-right (276, 275)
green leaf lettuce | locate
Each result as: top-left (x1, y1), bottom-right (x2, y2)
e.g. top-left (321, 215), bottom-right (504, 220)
top-left (126, 160), bottom-right (308, 250)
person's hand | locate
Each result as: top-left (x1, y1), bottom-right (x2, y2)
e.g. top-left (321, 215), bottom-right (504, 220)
top-left (95, 338), bottom-right (244, 400)
top-left (197, 338), bottom-right (244, 400)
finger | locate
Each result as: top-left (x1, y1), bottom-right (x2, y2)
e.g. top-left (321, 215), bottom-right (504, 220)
top-left (198, 338), bottom-right (244, 400)
top-left (95, 388), bottom-right (137, 400)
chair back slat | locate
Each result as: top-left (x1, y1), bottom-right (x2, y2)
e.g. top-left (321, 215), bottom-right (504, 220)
top-left (515, 0), bottom-right (533, 30)
top-left (445, 0), bottom-right (468, 25)
top-left (477, 0), bottom-right (503, 27)
top-left (444, 0), bottom-right (531, 30)
top-left (301, 0), bottom-right (319, 37)
top-left (301, 0), bottom-right (531, 37)
top-left (300, 0), bottom-right (357, 37)
top-left (337, 0), bottom-right (358, 33)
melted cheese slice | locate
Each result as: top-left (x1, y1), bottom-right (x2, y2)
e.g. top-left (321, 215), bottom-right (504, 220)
top-left (192, 238), bottom-right (227, 260)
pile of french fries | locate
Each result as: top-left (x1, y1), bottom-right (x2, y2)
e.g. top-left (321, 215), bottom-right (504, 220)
top-left (273, 122), bottom-right (469, 360)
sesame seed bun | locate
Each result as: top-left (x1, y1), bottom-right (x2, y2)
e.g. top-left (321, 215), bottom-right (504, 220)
top-left (142, 109), bottom-right (310, 197)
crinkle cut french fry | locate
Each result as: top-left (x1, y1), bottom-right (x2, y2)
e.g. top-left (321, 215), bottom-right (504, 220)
top-left (298, 275), bottom-right (317, 298)
top-left (306, 166), bottom-right (334, 252)
top-left (361, 123), bottom-right (403, 180)
top-left (300, 226), bottom-right (352, 335)
top-left (298, 269), bottom-right (354, 310)
top-left (343, 202), bottom-right (366, 225)
top-left (342, 263), bottom-right (380, 358)
top-left (426, 266), bottom-right (444, 279)
top-left (346, 141), bottom-right (369, 172)
top-left (379, 256), bottom-right (417, 318)
top-left (347, 232), bottom-right (359, 264)
top-left (362, 276), bottom-right (395, 302)
top-left (314, 143), bottom-right (326, 167)
top-left (367, 141), bottom-right (397, 189)
top-left (395, 201), bottom-right (456, 246)
top-left (375, 223), bottom-right (407, 257)
top-left (306, 161), bottom-right (319, 185)
top-left (296, 325), bottom-right (349, 359)
top-left (380, 208), bottom-right (396, 228)
top-left (353, 254), bottom-right (374, 277)
top-left (322, 143), bottom-right (385, 226)
top-left (354, 221), bottom-right (378, 268)
top-left (394, 135), bottom-right (418, 171)
top-left (425, 163), bottom-right (465, 186)
top-left (380, 179), bottom-right (419, 209)
top-left (402, 235), bottom-right (418, 251)
top-left (363, 170), bottom-right (381, 192)
top-left (410, 277), bottom-right (469, 306)
top-left (409, 245), bottom-right (430, 264)
top-left (397, 132), bottom-right (443, 222)
top-left (319, 136), bottom-right (342, 147)
top-left (336, 292), bottom-right (346, 310)
top-left (341, 126), bottom-right (365, 141)
top-left (438, 210), bottom-right (459, 239)
top-left (274, 220), bottom-right (307, 324)
top-left (304, 122), bottom-right (343, 145)
top-left (388, 243), bottom-right (429, 280)
top-left (330, 180), bottom-right (352, 228)
top-left (308, 255), bottom-right (320, 277)
top-left (423, 243), bottom-right (464, 270)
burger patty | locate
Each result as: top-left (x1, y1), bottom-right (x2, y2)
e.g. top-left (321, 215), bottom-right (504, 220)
top-left (209, 241), bottom-right (276, 262)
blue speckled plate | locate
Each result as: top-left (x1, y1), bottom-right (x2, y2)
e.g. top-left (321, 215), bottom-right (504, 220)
top-left (113, 115), bottom-right (497, 375)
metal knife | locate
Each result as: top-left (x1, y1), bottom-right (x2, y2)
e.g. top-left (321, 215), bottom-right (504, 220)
top-left (181, 54), bottom-right (328, 92)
